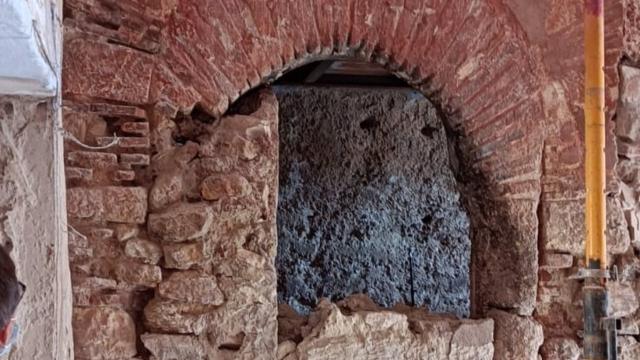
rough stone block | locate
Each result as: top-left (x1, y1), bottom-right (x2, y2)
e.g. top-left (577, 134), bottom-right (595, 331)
top-left (114, 261), bottom-right (162, 288)
top-left (200, 174), bottom-right (252, 201)
top-left (607, 281), bottom-right (639, 318)
top-left (291, 301), bottom-right (494, 360)
top-left (141, 333), bottom-right (206, 360)
top-left (489, 309), bottom-right (543, 360)
top-left (72, 276), bottom-right (118, 307)
top-left (163, 242), bottom-right (206, 270)
top-left (148, 203), bottom-right (213, 242)
top-left (151, 141), bottom-right (199, 172)
top-left (124, 238), bottom-right (162, 265)
top-left (67, 151), bottom-right (118, 169)
top-left (158, 271), bottom-right (224, 305)
top-left (540, 337), bottom-right (580, 360)
top-left (102, 186), bottom-right (148, 224)
top-left (476, 199), bottom-right (539, 315)
top-left (114, 224), bottom-right (139, 242)
top-left (73, 306), bottom-right (137, 359)
top-left (149, 171), bottom-right (184, 211)
top-left (619, 336), bottom-right (640, 360)
top-left (144, 298), bottom-right (212, 335)
top-left (540, 253), bottom-right (574, 270)
top-left (67, 187), bottom-right (148, 224)
top-left (617, 66), bottom-right (640, 143)
top-left (544, 196), bottom-right (631, 255)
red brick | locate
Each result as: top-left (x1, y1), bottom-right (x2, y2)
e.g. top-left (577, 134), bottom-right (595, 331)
top-left (63, 38), bottom-right (154, 104)
top-left (97, 136), bottom-right (150, 149)
top-left (67, 151), bottom-right (118, 169)
top-left (66, 167), bottom-right (93, 181)
top-left (89, 103), bottom-right (147, 119)
top-left (287, 0), bottom-right (322, 54)
top-left (114, 170), bottom-right (136, 182)
top-left (120, 122), bottom-right (149, 136)
top-left (120, 153), bottom-right (150, 167)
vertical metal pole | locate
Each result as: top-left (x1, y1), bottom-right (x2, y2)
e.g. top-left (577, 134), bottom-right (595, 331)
top-left (582, 0), bottom-right (612, 359)
top-left (584, 0), bottom-right (606, 269)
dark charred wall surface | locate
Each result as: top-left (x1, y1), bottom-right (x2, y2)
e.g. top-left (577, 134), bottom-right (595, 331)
top-left (274, 85), bottom-right (470, 317)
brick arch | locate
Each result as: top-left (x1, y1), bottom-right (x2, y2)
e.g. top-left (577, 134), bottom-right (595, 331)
top-left (150, 0), bottom-right (544, 315)
top-left (64, 0), bottom-right (636, 358)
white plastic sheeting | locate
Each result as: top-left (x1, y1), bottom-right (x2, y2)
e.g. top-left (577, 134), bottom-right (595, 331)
top-left (0, 0), bottom-right (57, 95)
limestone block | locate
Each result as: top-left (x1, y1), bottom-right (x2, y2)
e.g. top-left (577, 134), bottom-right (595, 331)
top-left (540, 338), bottom-right (580, 360)
top-left (124, 238), bottom-right (162, 265)
top-left (73, 307), bottom-right (137, 359)
top-left (292, 301), bottom-right (494, 360)
top-left (277, 341), bottom-right (297, 360)
top-left (200, 174), bottom-right (252, 201)
top-left (198, 114), bottom-right (269, 160)
top-left (607, 281), bottom-right (639, 318)
top-left (540, 253), bottom-right (574, 270)
top-left (144, 298), bottom-right (212, 334)
top-left (114, 224), bottom-right (139, 242)
top-left (114, 261), bottom-right (162, 288)
top-left (163, 242), bottom-right (206, 269)
top-left (619, 336), bottom-right (640, 360)
top-left (475, 199), bottom-right (538, 315)
top-left (544, 197), bottom-right (630, 255)
top-left (141, 333), bottom-right (206, 360)
top-left (151, 141), bottom-right (199, 172)
top-left (149, 170), bottom-right (185, 211)
top-left (72, 276), bottom-right (118, 307)
top-left (67, 186), bottom-right (148, 224)
top-left (158, 271), bottom-right (224, 305)
top-left (489, 309), bottom-right (543, 360)
top-left (206, 250), bottom-right (278, 359)
top-left (615, 250), bottom-right (640, 282)
top-left (67, 151), bottom-right (118, 169)
top-left (148, 203), bottom-right (213, 242)
top-left (448, 319), bottom-right (495, 359)
top-left (617, 66), bottom-right (640, 143)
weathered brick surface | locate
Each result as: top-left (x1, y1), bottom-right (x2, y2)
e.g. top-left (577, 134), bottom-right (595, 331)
top-left (63, 38), bottom-right (154, 104)
top-left (60, 0), bottom-right (635, 358)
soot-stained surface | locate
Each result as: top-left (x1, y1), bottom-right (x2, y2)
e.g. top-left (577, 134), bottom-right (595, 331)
top-left (274, 85), bottom-right (470, 317)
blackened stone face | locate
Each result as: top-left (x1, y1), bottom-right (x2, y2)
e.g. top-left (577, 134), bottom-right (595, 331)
top-left (274, 85), bottom-right (470, 317)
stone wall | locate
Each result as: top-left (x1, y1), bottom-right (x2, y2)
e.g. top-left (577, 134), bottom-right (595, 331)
top-left (66, 89), bottom-right (278, 359)
top-left (275, 85), bottom-right (470, 317)
top-left (60, 0), bottom-right (640, 359)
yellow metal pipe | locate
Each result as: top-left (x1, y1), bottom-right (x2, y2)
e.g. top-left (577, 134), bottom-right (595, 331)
top-left (582, 1), bottom-right (613, 359)
top-left (584, 0), bottom-right (606, 270)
